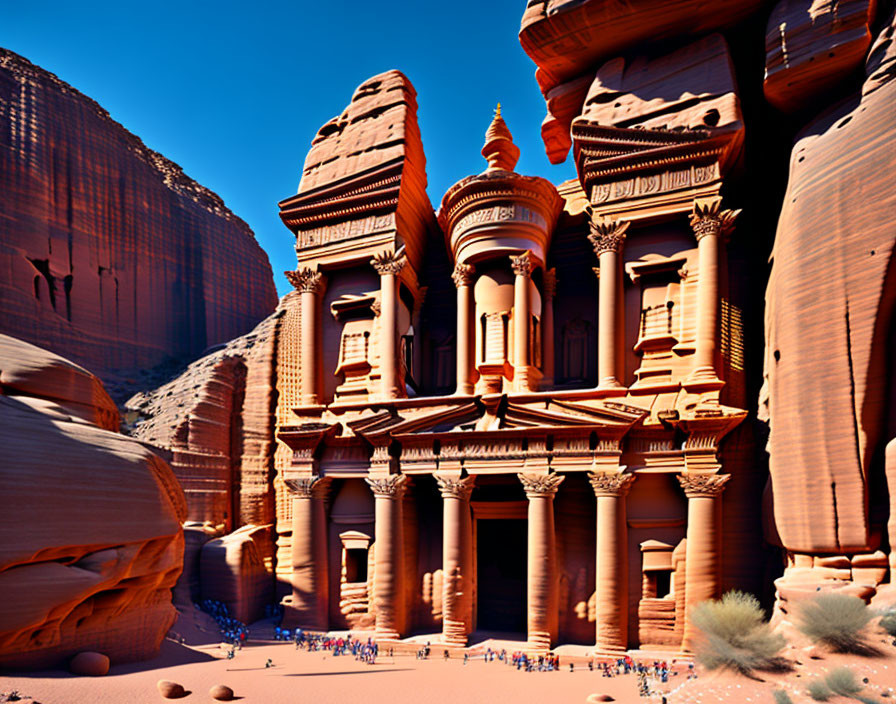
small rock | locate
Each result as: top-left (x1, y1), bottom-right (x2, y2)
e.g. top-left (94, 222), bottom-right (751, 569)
top-left (156, 680), bottom-right (186, 699)
top-left (586, 696), bottom-right (615, 703)
top-left (209, 685), bottom-right (234, 701)
top-left (69, 652), bottom-right (110, 676)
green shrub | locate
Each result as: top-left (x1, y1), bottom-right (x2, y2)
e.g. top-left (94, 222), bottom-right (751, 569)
top-left (773, 689), bottom-right (795, 704)
top-left (879, 608), bottom-right (896, 637)
top-left (691, 590), bottom-right (786, 674)
top-left (825, 667), bottom-right (863, 697)
top-left (796, 593), bottom-right (873, 653)
top-left (806, 679), bottom-right (832, 701)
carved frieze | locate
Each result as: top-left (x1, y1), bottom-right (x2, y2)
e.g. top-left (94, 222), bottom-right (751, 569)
top-left (293, 213), bottom-right (395, 250)
top-left (591, 164), bottom-right (720, 205)
top-left (589, 471), bottom-right (636, 497)
top-left (518, 472), bottom-right (565, 497)
top-left (677, 472), bottom-right (730, 498)
top-left (452, 204), bottom-right (547, 239)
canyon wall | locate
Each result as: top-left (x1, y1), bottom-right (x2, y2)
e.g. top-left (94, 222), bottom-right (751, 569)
top-left (0, 48), bottom-right (277, 393)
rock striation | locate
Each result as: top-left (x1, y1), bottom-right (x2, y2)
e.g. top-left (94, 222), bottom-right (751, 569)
top-left (0, 335), bottom-right (186, 669)
top-left (0, 48), bottom-right (277, 390)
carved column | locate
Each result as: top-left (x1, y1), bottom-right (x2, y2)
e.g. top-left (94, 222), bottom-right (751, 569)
top-left (687, 198), bottom-right (739, 385)
top-left (589, 470), bottom-right (636, 652)
top-left (541, 268), bottom-right (557, 389)
top-left (437, 475), bottom-right (476, 645)
top-left (519, 472), bottom-right (564, 650)
top-left (886, 439), bottom-right (896, 577)
top-left (677, 473), bottom-right (730, 651)
top-left (372, 251), bottom-right (406, 400)
top-left (286, 268), bottom-right (326, 405)
top-left (453, 263), bottom-right (476, 395)
top-left (366, 474), bottom-right (408, 639)
top-left (588, 215), bottom-right (629, 390)
top-left (510, 251), bottom-right (534, 392)
top-left (284, 476), bottom-right (330, 630)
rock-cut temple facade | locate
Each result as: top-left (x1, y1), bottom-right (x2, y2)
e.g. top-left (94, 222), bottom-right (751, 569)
top-left (273, 68), bottom-right (754, 653)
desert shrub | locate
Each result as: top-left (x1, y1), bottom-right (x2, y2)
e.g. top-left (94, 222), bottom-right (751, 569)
top-left (773, 689), bottom-right (795, 704)
top-left (879, 608), bottom-right (896, 637)
top-left (691, 590), bottom-right (786, 674)
top-left (796, 593), bottom-right (873, 653)
top-left (806, 679), bottom-right (832, 701)
top-left (825, 667), bottom-right (863, 697)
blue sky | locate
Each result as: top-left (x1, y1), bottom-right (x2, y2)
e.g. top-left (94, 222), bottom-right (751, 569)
top-left (5, 1), bottom-right (577, 296)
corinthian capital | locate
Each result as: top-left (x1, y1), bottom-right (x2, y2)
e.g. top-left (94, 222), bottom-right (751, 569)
top-left (452, 262), bottom-right (475, 288)
top-left (677, 472), bottom-right (730, 498)
top-left (587, 214), bottom-right (629, 256)
top-left (518, 472), bottom-right (564, 497)
top-left (365, 474), bottom-right (408, 498)
top-left (437, 475), bottom-right (476, 500)
top-left (510, 251), bottom-right (534, 278)
top-left (285, 267), bottom-right (325, 294)
top-left (285, 476), bottom-right (330, 498)
top-left (371, 249), bottom-right (407, 276)
top-left (689, 197), bottom-right (741, 241)
top-left (588, 471), bottom-right (636, 498)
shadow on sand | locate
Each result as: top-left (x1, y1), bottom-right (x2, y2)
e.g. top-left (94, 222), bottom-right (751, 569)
top-left (283, 669), bottom-right (414, 677)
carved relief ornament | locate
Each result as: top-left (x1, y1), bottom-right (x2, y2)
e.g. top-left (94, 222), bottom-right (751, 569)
top-left (285, 267), bottom-right (325, 294)
top-left (518, 472), bottom-right (565, 497)
top-left (689, 197), bottom-right (741, 241)
top-left (436, 475), bottom-right (476, 500)
top-left (588, 471), bottom-right (636, 498)
top-left (452, 262), bottom-right (475, 288)
top-left (284, 476), bottom-right (330, 498)
top-left (510, 251), bottom-right (534, 278)
top-left (365, 474), bottom-right (408, 498)
top-left (677, 472), bottom-right (731, 498)
top-left (587, 214), bottom-right (630, 256)
top-left (371, 250), bottom-right (407, 276)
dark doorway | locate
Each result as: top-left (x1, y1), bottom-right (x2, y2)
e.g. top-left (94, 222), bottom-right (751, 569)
top-left (476, 519), bottom-right (526, 633)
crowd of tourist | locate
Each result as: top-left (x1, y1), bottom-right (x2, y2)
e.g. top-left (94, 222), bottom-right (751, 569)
top-left (273, 627), bottom-right (381, 664)
top-left (198, 599), bottom-right (249, 653)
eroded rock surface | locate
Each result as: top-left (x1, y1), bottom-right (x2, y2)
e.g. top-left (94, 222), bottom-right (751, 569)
top-left (0, 49), bottom-right (277, 390)
top-left (0, 335), bottom-right (186, 669)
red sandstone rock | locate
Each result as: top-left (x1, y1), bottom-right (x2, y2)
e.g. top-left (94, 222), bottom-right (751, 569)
top-left (0, 336), bottom-right (186, 669)
top-left (0, 49), bottom-right (277, 389)
top-left (764, 0), bottom-right (876, 112)
top-left (69, 651), bottom-right (110, 676)
top-left (209, 684), bottom-right (234, 701)
top-left (761, 10), bottom-right (896, 555)
top-left (156, 680), bottom-right (186, 699)
top-left (199, 525), bottom-right (273, 625)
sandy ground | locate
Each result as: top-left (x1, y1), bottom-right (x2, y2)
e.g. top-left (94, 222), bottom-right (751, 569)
top-left (4, 613), bottom-right (896, 703)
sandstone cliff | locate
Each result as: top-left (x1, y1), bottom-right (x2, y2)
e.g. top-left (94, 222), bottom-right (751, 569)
top-left (0, 335), bottom-right (186, 669)
top-left (0, 48), bottom-right (278, 394)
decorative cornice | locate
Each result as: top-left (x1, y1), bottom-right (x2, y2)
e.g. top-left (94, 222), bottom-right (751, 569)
top-left (510, 251), bottom-right (534, 278)
top-left (365, 474), bottom-right (408, 498)
top-left (371, 249), bottom-right (407, 276)
top-left (689, 197), bottom-right (740, 241)
top-left (285, 476), bottom-right (330, 498)
top-left (677, 472), bottom-right (730, 498)
top-left (437, 475), bottom-right (476, 500)
top-left (587, 211), bottom-right (629, 256)
top-left (543, 268), bottom-right (557, 297)
top-left (518, 472), bottom-right (564, 497)
top-left (285, 267), bottom-right (325, 294)
top-left (588, 471), bottom-right (636, 498)
top-left (452, 262), bottom-right (475, 288)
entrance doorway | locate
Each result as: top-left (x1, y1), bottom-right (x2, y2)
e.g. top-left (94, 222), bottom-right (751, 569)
top-left (476, 518), bottom-right (526, 634)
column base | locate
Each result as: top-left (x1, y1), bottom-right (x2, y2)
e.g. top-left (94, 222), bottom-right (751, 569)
top-left (441, 621), bottom-right (468, 647)
top-left (596, 378), bottom-right (627, 396)
top-left (525, 632), bottom-right (552, 652)
top-left (374, 629), bottom-right (402, 641)
top-left (683, 366), bottom-right (724, 392)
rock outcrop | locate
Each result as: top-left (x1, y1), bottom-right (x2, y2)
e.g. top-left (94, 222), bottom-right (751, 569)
top-left (761, 9), bottom-right (896, 566)
top-left (0, 335), bottom-right (186, 669)
top-left (0, 48), bottom-right (277, 392)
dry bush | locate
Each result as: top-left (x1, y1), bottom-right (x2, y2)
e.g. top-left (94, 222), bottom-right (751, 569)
top-left (691, 590), bottom-right (786, 675)
top-left (773, 689), bottom-right (795, 704)
top-left (879, 608), bottom-right (896, 637)
top-left (806, 678), bottom-right (832, 701)
top-left (796, 593), bottom-right (874, 653)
